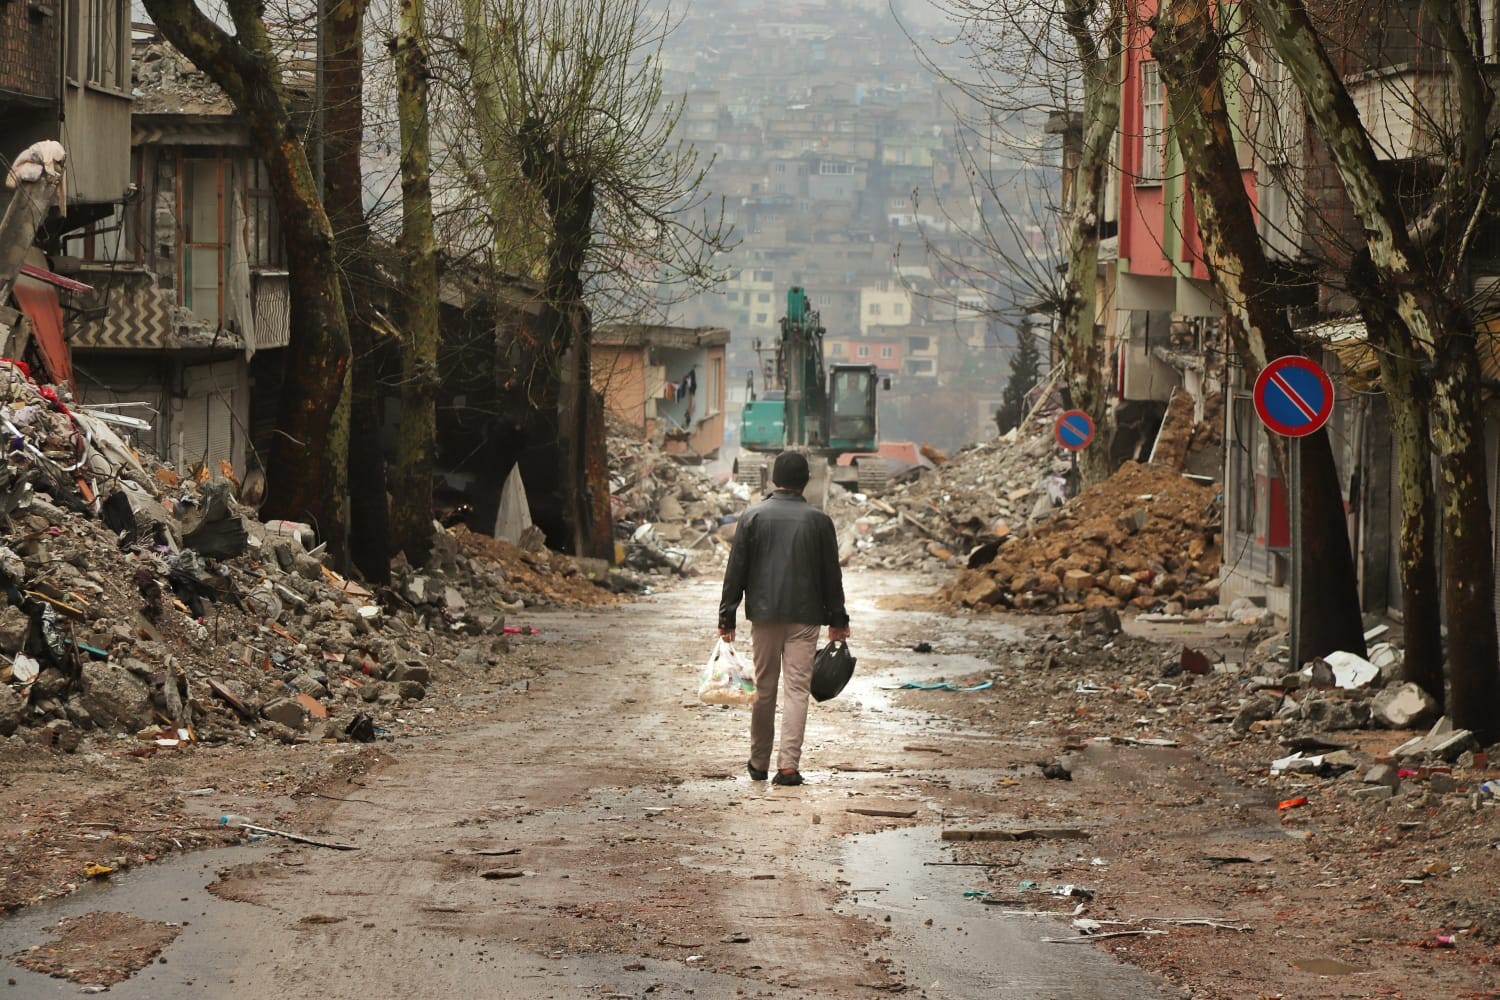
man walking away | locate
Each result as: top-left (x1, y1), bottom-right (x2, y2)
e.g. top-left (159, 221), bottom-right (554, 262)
top-left (718, 452), bottom-right (851, 786)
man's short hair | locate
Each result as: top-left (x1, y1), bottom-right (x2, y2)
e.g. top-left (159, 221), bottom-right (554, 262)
top-left (772, 452), bottom-right (811, 490)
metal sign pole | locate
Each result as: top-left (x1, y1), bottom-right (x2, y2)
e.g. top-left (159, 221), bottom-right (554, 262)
top-left (1288, 435), bottom-right (1303, 670)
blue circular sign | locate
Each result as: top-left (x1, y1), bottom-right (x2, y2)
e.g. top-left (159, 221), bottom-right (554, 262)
top-left (1254, 356), bottom-right (1334, 438)
top-left (1055, 409), bottom-right (1095, 451)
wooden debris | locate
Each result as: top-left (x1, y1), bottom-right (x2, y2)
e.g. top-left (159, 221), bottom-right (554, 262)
top-left (846, 807), bottom-right (918, 819)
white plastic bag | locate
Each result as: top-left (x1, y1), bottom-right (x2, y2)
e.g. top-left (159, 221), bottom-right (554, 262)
top-left (698, 638), bottom-right (756, 706)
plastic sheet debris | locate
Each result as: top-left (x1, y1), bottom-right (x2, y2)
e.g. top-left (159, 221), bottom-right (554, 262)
top-left (896, 679), bottom-right (993, 692)
top-left (1304, 650), bottom-right (1379, 689)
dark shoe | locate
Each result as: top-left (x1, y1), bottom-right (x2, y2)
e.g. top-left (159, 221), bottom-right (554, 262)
top-left (746, 760), bottom-right (768, 781)
top-left (771, 769), bottom-right (804, 786)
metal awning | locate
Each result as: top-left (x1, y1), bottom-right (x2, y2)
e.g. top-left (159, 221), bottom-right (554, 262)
top-left (18, 264), bottom-right (94, 295)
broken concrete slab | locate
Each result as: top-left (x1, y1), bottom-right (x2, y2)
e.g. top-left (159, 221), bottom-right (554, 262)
top-left (78, 662), bottom-right (155, 732)
top-left (1363, 764), bottom-right (1401, 791)
top-left (1374, 683), bottom-right (1441, 730)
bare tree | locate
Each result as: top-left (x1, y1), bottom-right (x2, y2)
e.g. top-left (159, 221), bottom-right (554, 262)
top-left (449, 0), bottom-right (730, 557)
top-left (920, 0), bottom-right (1121, 485)
top-left (390, 0), bottom-right (441, 565)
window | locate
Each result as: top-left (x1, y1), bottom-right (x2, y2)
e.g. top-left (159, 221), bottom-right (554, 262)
top-left (830, 342), bottom-right (844, 356)
top-left (1139, 62), bottom-right (1164, 183)
top-left (707, 357), bottom-right (723, 414)
top-left (868, 303), bottom-right (882, 316)
top-left (727, 291), bottom-right (739, 302)
top-left (880, 346), bottom-right (893, 359)
top-left (246, 161), bottom-right (284, 269)
top-left (755, 312), bottom-right (768, 323)
top-left (757, 292), bottom-right (770, 303)
top-left (83, 0), bottom-right (129, 91)
top-left (819, 160), bottom-right (852, 175)
top-left (857, 345), bottom-right (869, 358)
top-left (756, 270), bottom-right (773, 282)
top-left (908, 335), bottom-right (931, 352)
top-left (181, 155), bottom-right (226, 325)
top-left (774, 162), bottom-right (786, 174)
top-left (893, 302), bottom-right (905, 317)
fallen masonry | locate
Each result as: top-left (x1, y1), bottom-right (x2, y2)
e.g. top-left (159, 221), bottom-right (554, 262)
top-left (0, 367), bottom-right (744, 751)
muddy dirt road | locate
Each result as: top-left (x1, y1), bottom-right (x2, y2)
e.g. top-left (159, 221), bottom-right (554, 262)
top-left (1, 573), bottom-right (1176, 999)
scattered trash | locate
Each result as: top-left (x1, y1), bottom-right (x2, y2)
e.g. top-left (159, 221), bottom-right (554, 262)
top-left (82, 862), bottom-right (113, 878)
top-left (897, 679), bottom-right (993, 692)
top-left (1277, 796), bottom-right (1310, 812)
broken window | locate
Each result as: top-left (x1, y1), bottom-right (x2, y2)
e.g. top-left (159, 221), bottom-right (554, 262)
top-left (246, 160), bottom-right (284, 269)
top-left (64, 151), bottom-right (141, 262)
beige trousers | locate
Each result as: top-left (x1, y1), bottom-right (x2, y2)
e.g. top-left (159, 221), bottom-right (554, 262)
top-left (749, 621), bottom-right (821, 772)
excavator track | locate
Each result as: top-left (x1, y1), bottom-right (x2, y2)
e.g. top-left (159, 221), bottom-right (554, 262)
top-left (855, 457), bottom-right (888, 495)
top-left (734, 453), bottom-right (769, 491)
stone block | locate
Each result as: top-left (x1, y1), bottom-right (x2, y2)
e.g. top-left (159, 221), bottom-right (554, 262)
top-left (0, 606), bottom-right (29, 654)
top-left (262, 697), bottom-right (308, 731)
top-left (390, 662), bottom-right (431, 686)
top-left (1363, 763), bottom-right (1401, 791)
top-left (1372, 682), bottom-right (1440, 729)
top-left (79, 663), bottom-right (154, 732)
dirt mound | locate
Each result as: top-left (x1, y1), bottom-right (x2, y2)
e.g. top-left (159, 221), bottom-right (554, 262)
top-left (947, 461), bottom-right (1221, 613)
top-left (450, 528), bottom-right (618, 606)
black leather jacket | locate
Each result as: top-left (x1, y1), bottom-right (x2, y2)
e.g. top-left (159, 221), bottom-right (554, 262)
top-left (718, 490), bottom-right (849, 631)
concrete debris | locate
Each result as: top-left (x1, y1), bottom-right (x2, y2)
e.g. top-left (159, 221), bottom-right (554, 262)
top-left (608, 427), bottom-right (748, 579)
top-left (826, 442), bottom-right (1221, 614)
top-left (1372, 682), bottom-right (1441, 729)
top-left (944, 462), bottom-right (1221, 614)
top-left (0, 367), bottom-right (636, 751)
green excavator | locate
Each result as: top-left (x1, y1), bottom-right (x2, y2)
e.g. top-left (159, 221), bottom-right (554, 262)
top-left (733, 287), bottom-right (886, 503)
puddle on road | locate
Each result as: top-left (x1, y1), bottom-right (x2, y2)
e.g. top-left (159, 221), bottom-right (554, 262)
top-left (839, 827), bottom-right (1164, 999)
top-left (0, 845), bottom-right (272, 998)
top-left (1292, 957), bottom-right (1367, 976)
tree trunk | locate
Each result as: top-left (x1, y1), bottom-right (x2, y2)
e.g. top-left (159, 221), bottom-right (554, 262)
top-left (1151, 0), bottom-right (1366, 661)
top-left (391, 0), bottom-right (439, 566)
top-left (1249, 0), bottom-right (1500, 739)
top-left (1349, 253), bottom-right (1442, 696)
top-left (142, 0), bottom-right (352, 565)
top-left (323, 0), bottom-right (392, 584)
top-left (1060, 0), bottom-right (1122, 487)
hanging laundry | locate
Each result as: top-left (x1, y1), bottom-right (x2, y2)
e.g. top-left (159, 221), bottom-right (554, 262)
top-left (676, 368), bottom-right (698, 402)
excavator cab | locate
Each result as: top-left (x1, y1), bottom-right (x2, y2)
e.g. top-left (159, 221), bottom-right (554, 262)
top-left (827, 364), bottom-right (879, 452)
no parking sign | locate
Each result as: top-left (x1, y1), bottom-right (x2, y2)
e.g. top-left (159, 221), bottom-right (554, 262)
top-left (1054, 409), bottom-right (1095, 451)
top-left (1254, 356), bottom-right (1334, 438)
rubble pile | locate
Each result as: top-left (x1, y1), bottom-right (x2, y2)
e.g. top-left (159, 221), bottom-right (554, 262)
top-left (0, 364), bottom-right (612, 748)
top-left (830, 432), bottom-right (1068, 572)
top-left (947, 461), bottom-right (1222, 613)
top-left (608, 431), bottom-right (749, 576)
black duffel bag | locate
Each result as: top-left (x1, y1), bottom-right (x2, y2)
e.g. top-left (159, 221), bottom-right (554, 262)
top-left (811, 639), bottom-right (857, 702)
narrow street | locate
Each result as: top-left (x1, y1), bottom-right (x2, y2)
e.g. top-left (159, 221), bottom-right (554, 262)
top-left (0, 572), bottom-right (1172, 999)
